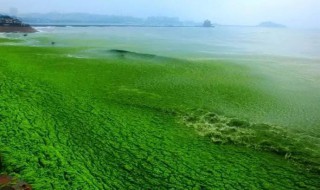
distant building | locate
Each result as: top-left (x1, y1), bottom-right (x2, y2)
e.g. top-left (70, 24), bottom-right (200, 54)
top-left (203, 20), bottom-right (213, 27)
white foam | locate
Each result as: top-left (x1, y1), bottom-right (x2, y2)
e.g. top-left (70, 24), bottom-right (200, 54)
top-left (34, 26), bottom-right (56, 33)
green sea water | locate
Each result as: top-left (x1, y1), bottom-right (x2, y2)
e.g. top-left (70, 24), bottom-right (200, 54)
top-left (0, 26), bottom-right (320, 189)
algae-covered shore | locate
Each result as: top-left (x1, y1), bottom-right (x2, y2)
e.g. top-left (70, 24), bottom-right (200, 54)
top-left (0, 28), bottom-right (320, 189)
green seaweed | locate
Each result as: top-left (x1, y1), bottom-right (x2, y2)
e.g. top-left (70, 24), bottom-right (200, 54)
top-left (0, 37), bottom-right (22, 44)
top-left (0, 42), bottom-right (319, 189)
top-left (181, 110), bottom-right (320, 173)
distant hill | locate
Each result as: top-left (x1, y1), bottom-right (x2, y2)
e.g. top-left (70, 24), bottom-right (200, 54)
top-left (19, 13), bottom-right (199, 27)
top-left (257, 21), bottom-right (286, 28)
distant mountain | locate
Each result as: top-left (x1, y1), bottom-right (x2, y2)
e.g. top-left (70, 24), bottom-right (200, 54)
top-left (257, 21), bottom-right (286, 28)
top-left (19, 13), bottom-right (199, 26)
top-left (20, 13), bottom-right (143, 25)
top-left (145, 16), bottom-right (182, 26)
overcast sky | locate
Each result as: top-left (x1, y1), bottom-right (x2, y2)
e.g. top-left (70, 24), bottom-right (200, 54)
top-left (1, 0), bottom-right (320, 28)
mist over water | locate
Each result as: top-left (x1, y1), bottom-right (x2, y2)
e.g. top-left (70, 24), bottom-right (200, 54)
top-left (2, 0), bottom-right (320, 28)
top-left (20, 26), bottom-right (320, 60)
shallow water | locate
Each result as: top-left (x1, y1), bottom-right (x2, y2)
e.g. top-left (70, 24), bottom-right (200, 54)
top-left (12, 26), bottom-right (320, 59)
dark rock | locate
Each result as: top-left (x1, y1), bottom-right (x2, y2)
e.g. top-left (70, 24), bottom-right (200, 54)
top-left (0, 175), bottom-right (32, 190)
top-left (203, 20), bottom-right (213, 27)
top-left (0, 15), bottom-right (36, 33)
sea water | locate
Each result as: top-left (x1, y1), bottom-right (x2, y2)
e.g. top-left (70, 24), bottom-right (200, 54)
top-left (9, 26), bottom-right (320, 60)
top-left (4, 26), bottom-right (320, 130)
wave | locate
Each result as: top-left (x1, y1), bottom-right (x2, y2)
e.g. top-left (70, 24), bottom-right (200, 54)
top-left (33, 26), bottom-right (56, 33)
top-left (107, 49), bottom-right (157, 59)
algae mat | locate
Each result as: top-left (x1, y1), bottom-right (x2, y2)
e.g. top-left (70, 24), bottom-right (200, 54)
top-left (0, 40), bottom-right (319, 189)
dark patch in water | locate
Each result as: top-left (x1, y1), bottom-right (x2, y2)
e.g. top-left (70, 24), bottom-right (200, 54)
top-left (107, 49), bottom-right (157, 59)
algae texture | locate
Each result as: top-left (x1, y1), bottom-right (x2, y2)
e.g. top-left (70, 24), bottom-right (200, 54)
top-left (0, 39), bottom-right (319, 189)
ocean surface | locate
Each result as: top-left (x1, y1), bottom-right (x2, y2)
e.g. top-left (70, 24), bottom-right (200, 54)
top-left (2, 26), bottom-right (320, 129)
top-left (3, 26), bottom-right (320, 60)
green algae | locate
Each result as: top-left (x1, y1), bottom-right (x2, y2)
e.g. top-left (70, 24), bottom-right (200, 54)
top-left (0, 38), bottom-right (20, 43)
top-left (0, 40), bottom-right (319, 189)
top-left (181, 110), bottom-right (320, 173)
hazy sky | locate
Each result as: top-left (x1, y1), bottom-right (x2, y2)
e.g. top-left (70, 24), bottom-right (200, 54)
top-left (1, 0), bottom-right (320, 28)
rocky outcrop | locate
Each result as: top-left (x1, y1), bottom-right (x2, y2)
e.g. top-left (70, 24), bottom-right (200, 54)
top-left (0, 15), bottom-right (36, 33)
top-left (0, 26), bottom-right (36, 33)
top-left (203, 20), bottom-right (213, 27)
top-left (0, 175), bottom-right (32, 190)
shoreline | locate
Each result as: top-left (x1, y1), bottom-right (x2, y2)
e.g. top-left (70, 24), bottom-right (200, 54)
top-left (0, 26), bottom-right (37, 33)
top-left (30, 24), bottom-right (213, 28)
